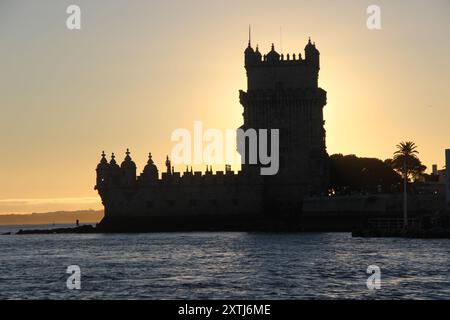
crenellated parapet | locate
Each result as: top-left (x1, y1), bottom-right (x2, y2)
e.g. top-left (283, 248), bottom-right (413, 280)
top-left (245, 38), bottom-right (319, 66)
top-left (95, 151), bottom-right (261, 193)
top-left (246, 43), bottom-right (311, 66)
top-left (244, 38), bottom-right (320, 90)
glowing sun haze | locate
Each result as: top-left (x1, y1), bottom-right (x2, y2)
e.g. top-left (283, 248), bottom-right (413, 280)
top-left (0, 0), bottom-right (449, 214)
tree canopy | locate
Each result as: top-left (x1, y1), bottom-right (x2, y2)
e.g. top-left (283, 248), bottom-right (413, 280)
top-left (391, 141), bottom-right (427, 181)
top-left (329, 154), bottom-right (402, 193)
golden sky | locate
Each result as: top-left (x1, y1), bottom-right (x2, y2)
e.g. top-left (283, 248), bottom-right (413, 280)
top-left (0, 0), bottom-right (449, 214)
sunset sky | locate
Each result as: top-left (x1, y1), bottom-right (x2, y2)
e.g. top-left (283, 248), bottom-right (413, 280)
top-left (1, 0), bottom-right (449, 214)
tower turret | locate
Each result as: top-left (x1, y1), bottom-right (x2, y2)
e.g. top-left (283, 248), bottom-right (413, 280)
top-left (266, 44), bottom-right (280, 63)
top-left (305, 37), bottom-right (320, 69)
top-left (121, 148), bottom-right (137, 186)
top-left (95, 151), bottom-right (109, 190)
top-left (140, 152), bottom-right (159, 185)
top-left (108, 152), bottom-right (121, 186)
top-left (254, 45), bottom-right (262, 62)
top-left (239, 33), bottom-right (328, 200)
top-left (244, 43), bottom-right (256, 67)
top-left (165, 155), bottom-right (172, 174)
top-left (244, 26), bottom-right (257, 67)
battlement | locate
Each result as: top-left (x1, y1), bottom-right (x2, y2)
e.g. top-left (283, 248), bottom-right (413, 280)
top-left (95, 151), bottom-right (261, 192)
top-left (245, 39), bottom-right (320, 90)
top-left (248, 48), bottom-right (307, 66)
top-left (160, 168), bottom-right (250, 186)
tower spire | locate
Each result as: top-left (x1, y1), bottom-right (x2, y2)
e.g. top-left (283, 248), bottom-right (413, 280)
top-left (99, 151), bottom-right (107, 165)
top-left (248, 25), bottom-right (251, 47)
top-left (148, 152), bottom-right (154, 164)
top-left (124, 148), bottom-right (132, 161)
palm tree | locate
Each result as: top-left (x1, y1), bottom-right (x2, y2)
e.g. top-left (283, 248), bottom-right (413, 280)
top-left (393, 141), bottom-right (419, 229)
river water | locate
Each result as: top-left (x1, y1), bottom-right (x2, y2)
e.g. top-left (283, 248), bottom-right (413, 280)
top-left (0, 225), bottom-right (449, 299)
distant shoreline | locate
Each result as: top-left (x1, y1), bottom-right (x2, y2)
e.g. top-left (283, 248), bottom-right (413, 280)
top-left (0, 210), bottom-right (104, 226)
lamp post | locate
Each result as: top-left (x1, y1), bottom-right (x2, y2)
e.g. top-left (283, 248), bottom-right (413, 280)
top-left (446, 149), bottom-right (450, 209)
top-left (403, 159), bottom-right (408, 229)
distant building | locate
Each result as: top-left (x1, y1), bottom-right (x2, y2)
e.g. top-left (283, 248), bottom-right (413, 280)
top-left (432, 164), bottom-right (438, 176)
top-left (415, 165), bottom-right (446, 195)
top-left (94, 36), bottom-right (329, 231)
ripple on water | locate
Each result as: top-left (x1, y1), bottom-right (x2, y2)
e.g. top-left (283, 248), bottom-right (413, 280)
top-left (0, 230), bottom-right (449, 299)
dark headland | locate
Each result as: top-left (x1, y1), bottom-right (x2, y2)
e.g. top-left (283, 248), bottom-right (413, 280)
top-left (11, 205), bottom-right (450, 239)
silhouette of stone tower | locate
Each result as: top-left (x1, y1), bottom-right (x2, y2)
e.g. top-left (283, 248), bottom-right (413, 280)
top-left (239, 36), bottom-right (329, 208)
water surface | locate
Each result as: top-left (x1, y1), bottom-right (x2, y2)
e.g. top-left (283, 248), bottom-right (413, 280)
top-left (0, 225), bottom-right (449, 299)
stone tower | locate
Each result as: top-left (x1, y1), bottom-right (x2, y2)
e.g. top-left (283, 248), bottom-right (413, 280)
top-left (239, 37), bottom-right (329, 211)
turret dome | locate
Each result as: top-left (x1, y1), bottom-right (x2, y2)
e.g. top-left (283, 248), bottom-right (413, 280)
top-left (305, 37), bottom-right (319, 53)
top-left (109, 152), bottom-right (120, 168)
top-left (140, 152), bottom-right (159, 183)
top-left (121, 149), bottom-right (137, 169)
top-left (143, 153), bottom-right (158, 175)
top-left (96, 151), bottom-right (109, 170)
top-left (266, 43), bottom-right (280, 63)
top-left (254, 45), bottom-right (262, 61)
top-left (244, 44), bottom-right (254, 54)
